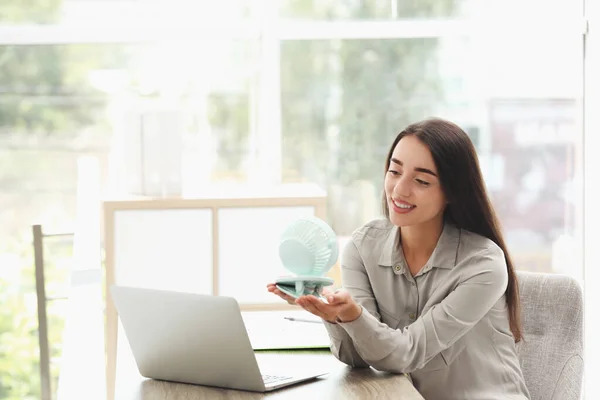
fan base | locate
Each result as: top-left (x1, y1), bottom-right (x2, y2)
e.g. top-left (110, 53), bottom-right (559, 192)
top-left (275, 276), bottom-right (335, 300)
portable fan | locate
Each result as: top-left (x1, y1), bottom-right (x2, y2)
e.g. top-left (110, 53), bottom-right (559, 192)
top-left (275, 216), bottom-right (339, 300)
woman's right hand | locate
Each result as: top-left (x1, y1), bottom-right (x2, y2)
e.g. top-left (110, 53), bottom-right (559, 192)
top-left (266, 283), bottom-right (297, 305)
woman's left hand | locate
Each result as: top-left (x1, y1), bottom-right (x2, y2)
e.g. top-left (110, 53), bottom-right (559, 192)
top-left (296, 289), bottom-right (362, 323)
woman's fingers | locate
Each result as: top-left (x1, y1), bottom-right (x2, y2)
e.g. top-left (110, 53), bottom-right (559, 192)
top-left (266, 283), bottom-right (278, 292)
top-left (273, 289), bottom-right (296, 305)
top-left (267, 283), bottom-right (297, 305)
top-left (296, 297), bottom-right (327, 319)
top-left (296, 295), bottom-right (345, 321)
top-left (317, 287), bottom-right (350, 305)
top-left (268, 283), bottom-right (353, 308)
top-left (325, 288), bottom-right (351, 305)
top-left (274, 289), bottom-right (297, 305)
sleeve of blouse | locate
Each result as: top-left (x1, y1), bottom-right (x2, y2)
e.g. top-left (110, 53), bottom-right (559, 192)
top-left (334, 245), bottom-right (508, 373)
top-left (322, 238), bottom-right (381, 368)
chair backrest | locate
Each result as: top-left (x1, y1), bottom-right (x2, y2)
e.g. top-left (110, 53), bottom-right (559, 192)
top-left (516, 271), bottom-right (583, 400)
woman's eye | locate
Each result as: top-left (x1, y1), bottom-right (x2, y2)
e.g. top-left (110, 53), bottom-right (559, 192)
top-left (416, 179), bottom-right (430, 186)
top-left (387, 170), bottom-right (400, 175)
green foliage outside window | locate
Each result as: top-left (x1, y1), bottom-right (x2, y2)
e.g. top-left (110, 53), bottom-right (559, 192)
top-left (0, 0), bottom-right (455, 397)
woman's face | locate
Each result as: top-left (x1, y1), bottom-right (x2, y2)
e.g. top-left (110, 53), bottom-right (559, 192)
top-left (384, 135), bottom-right (447, 228)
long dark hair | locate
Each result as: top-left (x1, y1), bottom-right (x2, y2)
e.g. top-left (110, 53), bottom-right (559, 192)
top-left (382, 118), bottom-right (523, 342)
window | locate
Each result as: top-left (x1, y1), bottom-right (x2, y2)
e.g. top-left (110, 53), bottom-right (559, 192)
top-left (280, 28), bottom-right (583, 279)
top-left (0, 0), bottom-right (588, 399)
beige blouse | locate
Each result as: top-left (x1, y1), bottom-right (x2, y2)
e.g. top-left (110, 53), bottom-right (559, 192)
top-left (324, 219), bottom-right (530, 400)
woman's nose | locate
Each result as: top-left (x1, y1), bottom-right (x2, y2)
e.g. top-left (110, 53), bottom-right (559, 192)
top-left (394, 176), bottom-right (411, 197)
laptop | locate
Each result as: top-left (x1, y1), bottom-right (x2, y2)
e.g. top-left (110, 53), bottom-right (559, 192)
top-left (110, 285), bottom-right (330, 392)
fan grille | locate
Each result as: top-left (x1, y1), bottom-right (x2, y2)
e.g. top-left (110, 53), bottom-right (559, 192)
top-left (279, 217), bottom-right (338, 276)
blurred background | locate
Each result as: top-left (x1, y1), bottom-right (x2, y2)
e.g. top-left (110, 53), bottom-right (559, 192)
top-left (0, 0), bottom-right (586, 399)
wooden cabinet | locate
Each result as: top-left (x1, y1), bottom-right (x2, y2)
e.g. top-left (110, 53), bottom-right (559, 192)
top-left (102, 187), bottom-right (338, 400)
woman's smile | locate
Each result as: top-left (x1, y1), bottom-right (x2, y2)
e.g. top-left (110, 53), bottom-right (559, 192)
top-left (391, 198), bottom-right (417, 214)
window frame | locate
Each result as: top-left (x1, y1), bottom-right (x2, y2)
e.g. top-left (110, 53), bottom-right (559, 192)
top-left (584, 0), bottom-right (598, 397)
top-left (1, 8), bottom-right (594, 396)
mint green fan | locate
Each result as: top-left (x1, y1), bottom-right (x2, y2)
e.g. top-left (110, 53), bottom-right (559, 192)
top-left (275, 216), bottom-right (338, 300)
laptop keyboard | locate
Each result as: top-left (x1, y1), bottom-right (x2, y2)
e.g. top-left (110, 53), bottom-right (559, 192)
top-left (262, 374), bottom-right (292, 385)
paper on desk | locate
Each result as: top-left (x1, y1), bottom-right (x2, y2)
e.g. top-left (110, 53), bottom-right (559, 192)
top-left (242, 312), bottom-right (331, 350)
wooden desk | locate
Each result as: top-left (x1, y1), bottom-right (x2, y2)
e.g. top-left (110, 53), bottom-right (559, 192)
top-left (115, 339), bottom-right (424, 400)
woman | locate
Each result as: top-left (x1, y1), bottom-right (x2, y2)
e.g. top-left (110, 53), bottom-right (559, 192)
top-left (268, 118), bottom-right (530, 399)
